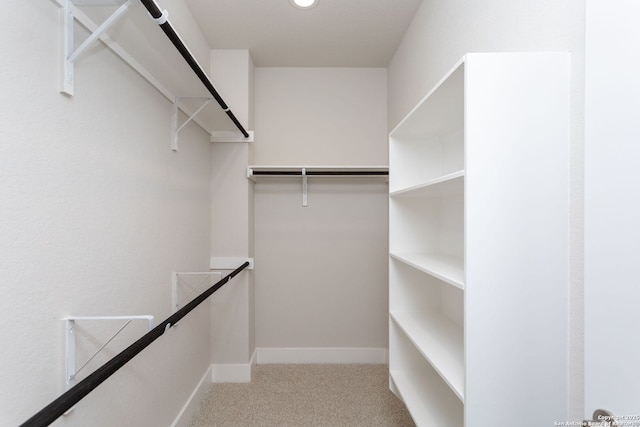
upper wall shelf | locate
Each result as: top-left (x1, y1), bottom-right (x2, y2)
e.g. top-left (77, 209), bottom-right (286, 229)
top-left (56, 0), bottom-right (251, 145)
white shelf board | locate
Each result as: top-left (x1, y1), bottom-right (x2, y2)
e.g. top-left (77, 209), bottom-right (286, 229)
top-left (390, 311), bottom-right (464, 401)
top-left (390, 170), bottom-right (464, 198)
top-left (390, 252), bottom-right (464, 289)
top-left (390, 370), bottom-right (464, 427)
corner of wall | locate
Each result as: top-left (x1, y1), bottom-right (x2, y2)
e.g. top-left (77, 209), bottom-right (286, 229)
top-left (170, 365), bottom-right (214, 427)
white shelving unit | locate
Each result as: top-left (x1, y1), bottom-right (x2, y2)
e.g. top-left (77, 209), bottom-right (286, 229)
top-left (388, 53), bottom-right (570, 426)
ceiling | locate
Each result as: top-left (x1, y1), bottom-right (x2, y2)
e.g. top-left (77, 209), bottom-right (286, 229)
top-left (184, 0), bottom-right (423, 67)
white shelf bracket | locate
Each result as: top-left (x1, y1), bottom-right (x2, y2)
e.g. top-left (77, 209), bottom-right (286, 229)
top-left (60, 0), bottom-right (134, 95)
top-left (172, 97), bottom-right (213, 151)
top-left (302, 167), bottom-right (308, 207)
top-left (63, 315), bottom-right (154, 393)
top-left (171, 271), bottom-right (222, 313)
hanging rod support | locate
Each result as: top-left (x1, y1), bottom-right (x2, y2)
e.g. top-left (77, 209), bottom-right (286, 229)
top-left (60, 0), bottom-right (134, 95)
top-left (172, 271), bottom-right (222, 313)
top-left (140, 0), bottom-right (251, 139)
top-left (148, 8), bottom-right (168, 25)
top-left (20, 263), bottom-right (249, 427)
top-left (63, 315), bottom-right (155, 390)
top-left (172, 97), bottom-right (213, 151)
top-left (302, 167), bottom-right (308, 207)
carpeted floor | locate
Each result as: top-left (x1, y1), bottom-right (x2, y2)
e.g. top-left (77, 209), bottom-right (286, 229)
top-left (187, 364), bottom-right (415, 427)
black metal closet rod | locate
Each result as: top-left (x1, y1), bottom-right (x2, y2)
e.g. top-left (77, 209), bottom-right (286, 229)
top-left (252, 171), bottom-right (389, 176)
top-left (19, 262), bottom-right (250, 427)
top-left (139, 0), bottom-right (250, 138)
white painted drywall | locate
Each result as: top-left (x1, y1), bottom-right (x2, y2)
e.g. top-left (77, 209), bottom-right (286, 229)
top-left (159, 0), bottom-right (212, 74)
top-left (210, 50), bottom-right (254, 131)
top-left (210, 142), bottom-right (254, 365)
top-left (252, 68), bottom-right (389, 353)
top-left (254, 180), bottom-right (389, 350)
top-left (387, 0), bottom-right (585, 419)
top-left (254, 68), bottom-right (388, 166)
top-left (584, 0), bottom-right (640, 417)
top-left (388, 0), bottom-right (579, 127)
top-left (209, 50), bottom-right (255, 370)
top-left (0, 2), bottom-right (213, 426)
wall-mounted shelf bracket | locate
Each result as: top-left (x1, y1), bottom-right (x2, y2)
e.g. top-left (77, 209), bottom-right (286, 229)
top-left (171, 271), bottom-right (222, 312)
top-left (172, 97), bottom-right (213, 151)
top-left (173, 260), bottom-right (254, 312)
top-left (59, 0), bottom-right (134, 95)
top-left (63, 315), bottom-right (155, 393)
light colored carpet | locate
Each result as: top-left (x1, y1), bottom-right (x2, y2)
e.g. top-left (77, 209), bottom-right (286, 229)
top-left (187, 364), bottom-right (415, 427)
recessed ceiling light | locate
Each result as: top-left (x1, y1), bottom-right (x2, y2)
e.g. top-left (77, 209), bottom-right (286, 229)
top-left (290, 0), bottom-right (318, 9)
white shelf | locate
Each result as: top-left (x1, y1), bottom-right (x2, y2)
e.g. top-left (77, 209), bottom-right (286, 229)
top-left (65, 2), bottom-right (243, 135)
top-left (390, 252), bottom-right (464, 289)
top-left (390, 170), bottom-right (464, 198)
top-left (390, 370), bottom-right (464, 427)
top-left (390, 311), bottom-right (464, 401)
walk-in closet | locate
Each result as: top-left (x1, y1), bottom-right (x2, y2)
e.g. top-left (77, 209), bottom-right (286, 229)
top-left (2, 1), bottom-right (639, 426)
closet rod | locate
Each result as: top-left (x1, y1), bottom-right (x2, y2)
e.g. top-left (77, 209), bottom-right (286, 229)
top-left (139, 0), bottom-right (250, 138)
top-left (19, 262), bottom-right (250, 427)
top-left (252, 171), bottom-right (389, 176)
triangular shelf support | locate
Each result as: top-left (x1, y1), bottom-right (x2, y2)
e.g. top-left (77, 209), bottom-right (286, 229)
top-left (172, 97), bottom-right (212, 151)
top-left (172, 98), bottom-right (255, 150)
top-left (60, 0), bottom-right (134, 96)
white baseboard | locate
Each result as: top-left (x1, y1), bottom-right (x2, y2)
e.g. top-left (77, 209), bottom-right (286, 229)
top-left (170, 364), bottom-right (213, 427)
top-left (256, 347), bottom-right (388, 364)
top-left (205, 348), bottom-right (387, 388)
top-left (168, 348), bottom-right (388, 426)
top-left (211, 349), bottom-right (257, 383)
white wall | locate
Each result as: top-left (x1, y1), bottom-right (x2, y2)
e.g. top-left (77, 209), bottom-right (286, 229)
top-left (584, 0), bottom-right (640, 416)
top-left (253, 68), bottom-right (389, 357)
top-left (254, 179), bottom-right (389, 352)
top-left (388, 0), bottom-right (581, 127)
top-left (387, 0), bottom-right (585, 419)
top-left (0, 2), bottom-right (213, 425)
top-left (209, 51), bottom-right (256, 374)
top-left (254, 68), bottom-right (388, 166)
